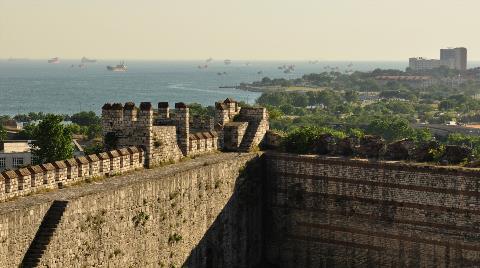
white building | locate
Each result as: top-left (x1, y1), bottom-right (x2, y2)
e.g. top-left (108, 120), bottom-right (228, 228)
top-left (408, 57), bottom-right (445, 71)
top-left (0, 140), bottom-right (33, 171)
top-left (0, 140), bottom-right (84, 172)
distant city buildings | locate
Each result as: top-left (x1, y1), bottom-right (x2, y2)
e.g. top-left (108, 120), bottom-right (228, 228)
top-left (409, 47), bottom-right (467, 71)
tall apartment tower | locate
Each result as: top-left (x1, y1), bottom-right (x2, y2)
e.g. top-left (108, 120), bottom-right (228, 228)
top-left (440, 47), bottom-right (467, 71)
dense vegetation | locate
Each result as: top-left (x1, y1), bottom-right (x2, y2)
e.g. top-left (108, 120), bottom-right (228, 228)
top-left (254, 67), bottom-right (480, 163)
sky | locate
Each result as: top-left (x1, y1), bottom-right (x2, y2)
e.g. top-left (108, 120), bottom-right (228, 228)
top-left (1, 0), bottom-right (479, 61)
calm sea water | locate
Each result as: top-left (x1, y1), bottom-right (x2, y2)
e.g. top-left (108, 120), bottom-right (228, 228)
top-left (0, 60), bottom-right (412, 115)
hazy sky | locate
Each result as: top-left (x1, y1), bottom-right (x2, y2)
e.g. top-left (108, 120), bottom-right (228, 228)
top-left (1, 0), bottom-right (478, 60)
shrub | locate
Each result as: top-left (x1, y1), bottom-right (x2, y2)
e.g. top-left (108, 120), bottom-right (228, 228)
top-left (283, 126), bottom-right (346, 154)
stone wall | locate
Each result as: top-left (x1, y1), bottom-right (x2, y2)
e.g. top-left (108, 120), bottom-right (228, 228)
top-left (0, 147), bottom-right (143, 202)
top-left (150, 126), bottom-right (183, 166)
top-left (190, 115), bottom-right (214, 132)
top-left (0, 152), bottom-right (263, 268)
top-left (223, 122), bottom-right (248, 151)
top-left (238, 107), bottom-right (269, 151)
top-left (188, 131), bottom-right (218, 157)
top-left (264, 130), bottom-right (284, 149)
top-left (102, 100), bottom-right (269, 164)
top-left (264, 152), bottom-right (480, 267)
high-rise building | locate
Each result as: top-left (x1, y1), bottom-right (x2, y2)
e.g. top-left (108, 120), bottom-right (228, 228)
top-left (440, 47), bottom-right (467, 71)
top-left (409, 47), bottom-right (467, 71)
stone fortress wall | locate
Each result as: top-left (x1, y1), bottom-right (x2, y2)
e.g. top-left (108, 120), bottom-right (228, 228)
top-left (0, 98), bottom-right (269, 207)
top-left (0, 152), bottom-right (263, 268)
top-left (264, 152), bottom-right (480, 267)
top-left (0, 147), bottom-right (143, 202)
top-left (3, 150), bottom-right (480, 267)
top-left (5, 97), bottom-right (480, 267)
top-left (102, 98), bottom-right (269, 167)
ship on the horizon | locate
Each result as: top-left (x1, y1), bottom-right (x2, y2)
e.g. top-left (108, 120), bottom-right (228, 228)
top-left (81, 57), bottom-right (97, 63)
top-left (48, 57), bottom-right (60, 64)
top-left (107, 62), bottom-right (127, 72)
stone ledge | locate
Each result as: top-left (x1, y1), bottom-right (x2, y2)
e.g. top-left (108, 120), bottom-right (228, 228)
top-left (266, 151), bottom-right (480, 177)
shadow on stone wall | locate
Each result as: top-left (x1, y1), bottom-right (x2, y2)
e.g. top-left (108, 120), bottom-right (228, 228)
top-left (181, 156), bottom-right (271, 268)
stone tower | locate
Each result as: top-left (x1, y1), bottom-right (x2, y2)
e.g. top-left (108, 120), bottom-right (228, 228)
top-left (138, 102), bottom-right (154, 167)
top-left (173, 102), bottom-right (189, 156)
top-left (158, 102), bottom-right (169, 120)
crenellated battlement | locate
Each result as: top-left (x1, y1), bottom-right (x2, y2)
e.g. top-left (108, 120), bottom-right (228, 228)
top-left (101, 98), bottom-right (269, 167)
top-left (0, 146), bottom-right (144, 202)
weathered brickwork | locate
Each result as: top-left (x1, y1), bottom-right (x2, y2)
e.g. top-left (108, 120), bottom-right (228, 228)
top-left (224, 122), bottom-right (248, 150)
top-left (237, 107), bottom-right (269, 151)
top-left (0, 152), bottom-right (262, 268)
top-left (190, 115), bottom-right (214, 132)
top-left (150, 126), bottom-right (183, 166)
top-left (264, 152), bottom-right (480, 267)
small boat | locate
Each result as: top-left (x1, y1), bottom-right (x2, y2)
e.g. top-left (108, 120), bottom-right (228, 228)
top-left (224, 59), bottom-right (232, 65)
top-left (48, 57), bottom-right (60, 64)
top-left (107, 62), bottom-right (127, 72)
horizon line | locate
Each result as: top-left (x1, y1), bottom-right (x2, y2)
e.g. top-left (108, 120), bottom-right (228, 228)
top-left (0, 58), bottom-right (417, 62)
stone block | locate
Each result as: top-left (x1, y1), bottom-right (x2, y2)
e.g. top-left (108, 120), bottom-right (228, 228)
top-left (65, 158), bottom-right (79, 181)
top-left (75, 157), bottom-right (90, 178)
top-left (15, 168), bottom-right (31, 195)
top-left (53, 161), bottom-right (67, 183)
top-left (41, 163), bottom-right (56, 188)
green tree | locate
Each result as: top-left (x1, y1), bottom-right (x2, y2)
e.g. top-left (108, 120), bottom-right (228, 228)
top-left (291, 93), bottom-right (309, 107)
top-left (0, 125), bottom-right (6, 141)
top-left (70, 111), bottom-right (101, 126)
top-left (344, 90), bottom-right (359, 103)
top-left (266, 106), bottom-right (283, 120)
top-left (84, 142), bottom-right (104, 155)
top-left (17, 124), bottom-right (38, 140)
top-left (283, 126), bottom-right (346, 154)
top-left (366, 117), bottom-right (416, 142)
top-left (32, 114), bottom-right (74, 163)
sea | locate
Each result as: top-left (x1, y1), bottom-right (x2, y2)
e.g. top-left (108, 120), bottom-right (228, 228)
top-left (0, 60), bottom-right (416, 116)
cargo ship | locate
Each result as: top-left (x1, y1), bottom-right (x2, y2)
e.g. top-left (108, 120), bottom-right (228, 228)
top-left (48, 57), bottom-right (60, 64)
top-left (106, 62), bottom-right (127, 72)
top-left (81, 57), bottom-right (97, 63)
